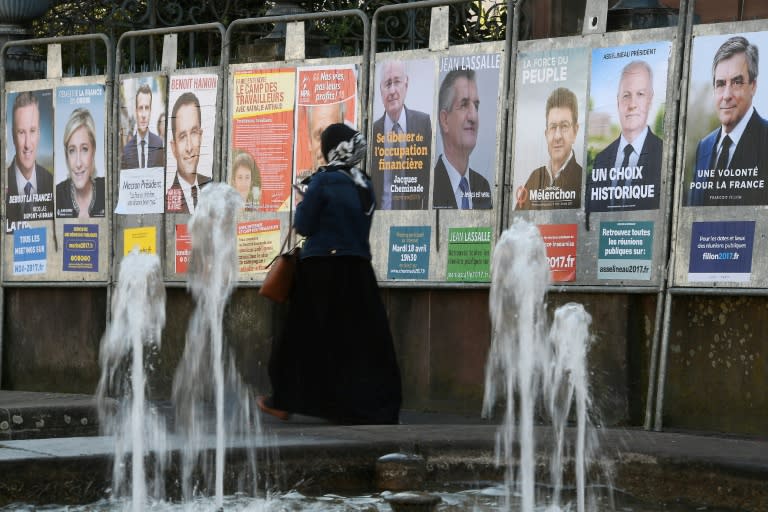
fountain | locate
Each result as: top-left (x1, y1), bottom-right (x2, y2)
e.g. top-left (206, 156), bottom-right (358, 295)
top-left (96, 183), bottom-right (265, 509)
top-left (96, 249), bottom-right (168, 509)
top-left (483, 218), bottom-right (602, 512)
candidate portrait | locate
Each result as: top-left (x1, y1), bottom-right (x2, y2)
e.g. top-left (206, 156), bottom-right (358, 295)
top-left (587, 59), bottom-right (663, 212)
top-left (687, 35), bottom-right (768, 206)
top-left (515, 87), bottom-right (582, 211)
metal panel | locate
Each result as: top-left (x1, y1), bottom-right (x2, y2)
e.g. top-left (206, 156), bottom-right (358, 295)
top-left (1, 35), bottom-right (113, 285)
top-left (509, 26), bottom-right (679, 291)
top-left (369, 0), bottom-right (510, 287)
top-left (223, 11), bottom-right (369, 286)
top-left (670, 19), bottom-right (768, 290)
top-left (113, 24), bottom-right (226, 284)
top-left (368, 41), bottom-right (506, 284)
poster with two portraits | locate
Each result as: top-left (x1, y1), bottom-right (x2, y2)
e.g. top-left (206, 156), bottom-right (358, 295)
top-left (511, 30), bottom-right (675, 286)
top-left (673, 23), bottom-right (768, 287)
top-left (3, 80), bottom-right (109, 282)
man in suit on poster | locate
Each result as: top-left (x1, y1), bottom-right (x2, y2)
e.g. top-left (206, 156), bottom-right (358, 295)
top-left (590, 60), bottom-right (662, 211)
top-left (433, 68), bottom-right (492, 209)
top-left (372, 60), bottom-right (432, 210)
top-left (165, 91), bottom-right (211, 214)
top-left (515, 87), bottom-right (582, 210)
top-left (120, 83), bottom-right (165, 170)
top-left (688, 35), bottom-right (768, 206)
top-left (6, 91), bottom-right (54, 229)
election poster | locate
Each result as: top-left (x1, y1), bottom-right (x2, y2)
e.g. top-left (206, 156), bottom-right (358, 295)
top-left (682, 31), bottom-right (768, 207)
top-left (586, 41), bottom-right (671, 212)
top-left (688, 221), bottom-right (755, 282)
top-left (387, 226), bottom-right (431, 280)
top-left (54, 85), bottom-right (106, 219)
top-left (446, 227), bottom-right (492, 282)
top-left (294, 64), bottom-right (358, 182)
top-left (114, 168), bottom-right (165, 214)
top-left (165, 73), bottom-right (218, 214)
top-left (117, 76), bottom-right (166, 172)
top-left (433, 53), bottom-right (501, 210)
top-left (62, 224), bottom-right (99, 272)
top-left (597, 221), bottom-right (653, 280)
top-left (123, 226), bottom-right (157, 256)
top-left (371, 57), bottom-right (434, 210)
top-left (12, 227), bottom-right (47, 275)
top-left (231, 67), bottom-right (296, 212)
top-left (538, 224), bottom-right (577, 282)
top-left (116, 76), bottom-right (167, 214)
top-left (5, 89), bottom-right (55, 233)
top-left (513, 47), bottom-right (589, 211)
top-left (237, 219), bottom-right (280, 275)
top-left (175, 223), bottom-right (191, 274)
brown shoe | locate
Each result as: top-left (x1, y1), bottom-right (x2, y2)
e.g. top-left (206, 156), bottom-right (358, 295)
top-left (257, 395), bottom-right (291, 421)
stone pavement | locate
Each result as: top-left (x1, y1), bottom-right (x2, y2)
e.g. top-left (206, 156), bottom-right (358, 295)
top-left (1, 390), bottom-right (767, 510)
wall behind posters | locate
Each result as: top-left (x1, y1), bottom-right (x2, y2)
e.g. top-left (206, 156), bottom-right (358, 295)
top-left (5, 16), bottom-right (768, 434)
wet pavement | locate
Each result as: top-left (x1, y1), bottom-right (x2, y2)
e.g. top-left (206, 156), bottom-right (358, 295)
top-left (1, 390), bottom-right (767, 510)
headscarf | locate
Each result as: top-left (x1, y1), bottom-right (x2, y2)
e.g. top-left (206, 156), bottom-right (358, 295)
top-left (320, 123), bottom-right (374, 215)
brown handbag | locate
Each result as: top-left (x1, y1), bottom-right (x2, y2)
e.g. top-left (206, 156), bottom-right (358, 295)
top-left (259, 238), bottom-right (300, 303)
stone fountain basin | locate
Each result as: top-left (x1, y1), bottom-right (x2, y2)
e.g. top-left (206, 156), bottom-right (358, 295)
top-left (0, 415), bottom-right (766, 510)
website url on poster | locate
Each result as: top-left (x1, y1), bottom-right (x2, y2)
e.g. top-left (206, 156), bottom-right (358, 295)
top-left (599, 264), bottom-right (649, 274)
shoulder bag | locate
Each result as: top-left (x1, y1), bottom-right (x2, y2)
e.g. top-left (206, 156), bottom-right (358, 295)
top-left (259, 235), bottom-right (301, 303)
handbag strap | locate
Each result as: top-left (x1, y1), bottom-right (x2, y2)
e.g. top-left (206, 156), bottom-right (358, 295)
top-left (265, 233), bottom-right (292, 269)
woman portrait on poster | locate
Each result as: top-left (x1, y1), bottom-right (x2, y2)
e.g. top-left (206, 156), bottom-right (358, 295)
top-left (231, 150), bottom-right (261, 210)
top-left (258, 123), bottom-right (402, 425)
top-left (55, 108), bottom-right (105, 219)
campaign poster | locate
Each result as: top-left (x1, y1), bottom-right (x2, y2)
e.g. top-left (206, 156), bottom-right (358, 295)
top-left (12, 227), bottom-right (47, 275)
top-left (446, 227), bottom-right (492, 282)
top-left (123, 226), bottom-right (157, 256)
top-left (294, 65), bottom-right (358, 182)
top-left (114, 168), bottom-right (165, 214)
top-left (237, 219), bottom-right (280, 274)
top-left (387, 226), bottom-right (431, 280)
top-left (433, 53), bottom-right (502, 210)
top-left (538, 224), bottom-right (577, 282)
top-left (116, 76), bottom-right (167, 214)
top-left (231, 68), bottom-right (296, 212)
top-left (165, 73), bottom-right (218, 214)
top-left (54, 85), bottom-right (106, 219)
top-left (62, 224), bottom-right (99, 272)
top-left (688, 221), bottom-right (755, 282)
top-left (118, 76), bottom-right (167, 171)
top-left (175, 223), bottom-right (191, 274)
top-left (683, 31), bottom-right (768, 207)
top-left (371, 58), bottom-right (434, 210)
top-left (597, 221), bottom-right (654, 280)
top-left (513, 48), bottom-right (589, 211)
top-left (5, 89), bottom-right (55, 233)
top-left (586, 41), bottom-right (671, 212)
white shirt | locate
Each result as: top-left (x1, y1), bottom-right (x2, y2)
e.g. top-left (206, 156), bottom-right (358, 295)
top-left (716, 106), bottom-right (753, 167)
top-left (441, 154), bottom-right (472, 209)
top-left (135, 132), bottom-right (149, 167)
top-left (177, 176), bottom-right (200, 214)
top-left (14, 162), bottom-right (38, 196)
top-left (613, 126), bottom-right (650, 172)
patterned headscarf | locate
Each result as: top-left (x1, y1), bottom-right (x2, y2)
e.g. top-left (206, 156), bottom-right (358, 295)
top-left (320, 123), bottom-right (373, 215)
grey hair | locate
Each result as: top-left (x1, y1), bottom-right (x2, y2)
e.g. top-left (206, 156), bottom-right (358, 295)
top-left (712, 36), bottom-right (758, 86)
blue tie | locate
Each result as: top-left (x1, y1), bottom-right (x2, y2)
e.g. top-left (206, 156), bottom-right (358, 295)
top-left (459, 176), bottom-right (469, 209)
top-left (23, 182), bottom-right (33, 214)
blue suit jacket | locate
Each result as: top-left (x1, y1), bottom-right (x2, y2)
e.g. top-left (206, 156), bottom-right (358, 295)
top-left (120, 131), bottom-right (165, 170)
top-left (432, 156), bottom-right (493, 209)
top-left (588, 127), bottom-right (663, 212)
top-left (371, 106), bottom-right (432, 210)
top-left (5, 162), bottom-right (54, 229)
top-left (688, 110), bottom-right (768, 206)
